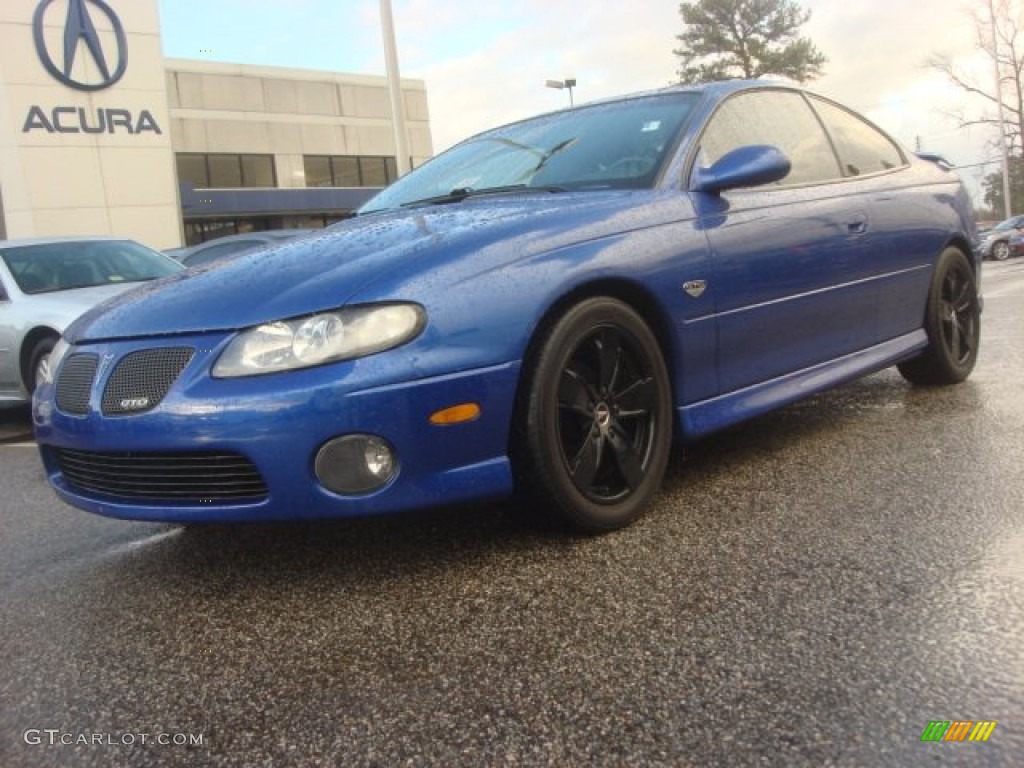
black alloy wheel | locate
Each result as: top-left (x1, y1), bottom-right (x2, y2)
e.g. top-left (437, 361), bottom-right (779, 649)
top-left (898, 247), bottom-right (980, 386)
top-left (516, 298), bottom-right (672, 532)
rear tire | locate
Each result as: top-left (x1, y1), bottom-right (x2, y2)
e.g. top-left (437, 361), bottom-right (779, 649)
top-left (898, 248), bottom-right (980, 386)
top-left (514, 298), bottom-right (672, 533)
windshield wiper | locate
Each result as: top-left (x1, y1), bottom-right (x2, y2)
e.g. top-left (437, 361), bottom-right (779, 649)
top-left (529, 137), bottom-right (578, 176)
top-left (399, 184), bottom-right (566, 208)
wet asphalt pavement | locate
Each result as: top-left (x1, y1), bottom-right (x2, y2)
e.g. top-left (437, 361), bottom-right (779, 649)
top-left (1, 262), bottom-right (1023, 767)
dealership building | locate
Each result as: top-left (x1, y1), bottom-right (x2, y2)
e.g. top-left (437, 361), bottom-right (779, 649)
top-left (0, 0), bottom-right (434, 249)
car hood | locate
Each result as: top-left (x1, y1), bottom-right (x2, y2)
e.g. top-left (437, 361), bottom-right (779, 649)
top-left (67, 191), bottom-right (667, 342)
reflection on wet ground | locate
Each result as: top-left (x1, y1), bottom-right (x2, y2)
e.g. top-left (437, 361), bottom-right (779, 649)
top-left (1, 264), bottom-right (1022, 766)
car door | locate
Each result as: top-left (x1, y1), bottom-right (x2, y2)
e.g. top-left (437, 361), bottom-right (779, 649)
top-left (690, 89), bottom-right (877, 394)
top-left (0, 272), bottom-right (18, 396)
top-left (803, 95), bottom-right (935, 344)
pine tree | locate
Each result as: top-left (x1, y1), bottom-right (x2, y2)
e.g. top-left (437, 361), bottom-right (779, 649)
top-left (675, 0), bottom-right (826, 84)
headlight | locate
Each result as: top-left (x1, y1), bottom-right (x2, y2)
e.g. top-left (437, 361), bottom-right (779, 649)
top-left (213, 303), bottom-right (425, 378)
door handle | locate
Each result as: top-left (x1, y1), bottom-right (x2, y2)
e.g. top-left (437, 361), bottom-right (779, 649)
top-left (847, 213), bottom-right (868, 235)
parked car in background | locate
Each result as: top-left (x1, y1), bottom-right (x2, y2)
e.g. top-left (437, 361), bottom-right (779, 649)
top-left (0, 237), bottom-right (183, 404)
top-left (1006, 231), bottom-right (1024, 259)
top-left (973, 220), bottom-right (998, 238)
top-left (168, 230), bottom-right (313, 268)
top-left (35, 81), bottom-right (980, 532)
top-left (975, 214), bottom-right (1024, 260)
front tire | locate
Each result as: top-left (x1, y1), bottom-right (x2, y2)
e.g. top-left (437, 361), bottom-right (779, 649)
top-left (27, 337), bottom-right (56, 394)
top-left (514, 298), bottom-right (672, 532)
top-left (992, 240), bottom-right (1010, 261)
top-left (898, 247), bottom-right (980, 386)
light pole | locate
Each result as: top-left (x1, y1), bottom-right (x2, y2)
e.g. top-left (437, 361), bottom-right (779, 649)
top-left (545, 78), bottom-right (576, 107)
top-left (990, 0), bottom-right (1012, 217)
top-left (380, 0), bottom-right (410, 177)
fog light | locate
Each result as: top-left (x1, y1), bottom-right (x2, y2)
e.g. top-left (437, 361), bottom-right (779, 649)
top-left (315, 435), bottom-right (397, 495)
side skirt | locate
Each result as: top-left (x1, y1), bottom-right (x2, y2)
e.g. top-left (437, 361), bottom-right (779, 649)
top-left (678, 330), bottom-right (928, 440)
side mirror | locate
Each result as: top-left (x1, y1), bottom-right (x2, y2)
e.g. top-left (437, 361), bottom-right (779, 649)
top-left (692, 145), bottom-right (792, 195)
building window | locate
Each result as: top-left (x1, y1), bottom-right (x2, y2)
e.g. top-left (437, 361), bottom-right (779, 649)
top-left (303, 156), bottom-right (332, 188)
top-left (360, 157), bottom-right (389, 186)
top-left (208, 154), bottom-right (242, 187)
top-left (176, 154), bottom-right (209, 189)
top-left (241, 155), bottom-right (277, 187)
top-left (334, 156), bottom-right (361, 187)
top-left (303, 155), bottom-right (400, 187)
top-left (176, 154), bottom-right (277, 189)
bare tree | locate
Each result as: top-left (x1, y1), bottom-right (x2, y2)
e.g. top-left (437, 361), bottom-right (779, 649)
top-left (929, 1), bottom-right (1024, 155)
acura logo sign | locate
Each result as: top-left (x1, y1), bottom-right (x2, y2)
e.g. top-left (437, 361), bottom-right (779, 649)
top-left (24, 0), bottom-right (156, 134)
top-left (33, 0), bottom-right (127, 92)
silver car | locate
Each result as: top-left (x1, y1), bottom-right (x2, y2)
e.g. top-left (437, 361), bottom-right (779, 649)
top-left (0, 237), bottom-right (183, 404)
top-left (167, 229), bottom-right (314, 268)
top-left (976, 214), bottom-right (1024, 260)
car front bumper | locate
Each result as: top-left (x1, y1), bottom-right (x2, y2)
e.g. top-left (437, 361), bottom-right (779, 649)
top-left (33, 332), bottom-right (520, 522)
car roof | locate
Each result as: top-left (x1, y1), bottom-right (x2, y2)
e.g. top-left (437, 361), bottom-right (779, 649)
top-left (177, 229), bottom-right (311, 250)
top-left (0, 235), bottom-right (139, 250)
top-left (552, 79), bottom-right (779, 110)
top-left (464, 78), bottom-right (796, 142)
top-left (617, 78), bottom-right (779, 101)
top-left (190, 229), bottom-right (312, 247)
top-left (219, 229), bottom-right (313, 241)
top-left (169, 229), bottom-right (314, 263)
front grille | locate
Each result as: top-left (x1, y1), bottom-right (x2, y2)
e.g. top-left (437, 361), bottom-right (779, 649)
top-left (54, 448), bottom-right (269, 501)
top-left (55, 354), bottom-right (98, 415)
top-left (101, 347), bottom-right (194, 415)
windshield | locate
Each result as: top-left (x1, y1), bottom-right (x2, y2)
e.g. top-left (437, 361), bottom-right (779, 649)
top-left (361, 93), bottom-right (699, 213)
top-left (1, 240), bottom-right (182, 295)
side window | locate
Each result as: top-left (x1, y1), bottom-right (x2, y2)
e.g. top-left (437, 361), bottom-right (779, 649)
top-left (0, 276), bottom-right (8, 301)
top-left (698, 90), bottom-right (842, 187)
top-left (809, 97), bottom-right (906, 177)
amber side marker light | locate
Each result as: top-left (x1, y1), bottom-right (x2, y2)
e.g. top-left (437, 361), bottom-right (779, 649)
top-left (430, 403), bottom-right (482, 425)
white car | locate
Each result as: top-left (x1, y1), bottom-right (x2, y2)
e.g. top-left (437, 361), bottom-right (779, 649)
top-left (0, 237), bottom-right (183, 404)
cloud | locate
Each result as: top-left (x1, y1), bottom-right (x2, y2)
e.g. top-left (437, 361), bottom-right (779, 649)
top-left (808, 2), bottom-right (977, 107)
top-left (159, 0), bottom-right (998, 202)
top-left (395, 0), bottom-right (989, 163)
top-left (396, 0), bottom-right (681, 150)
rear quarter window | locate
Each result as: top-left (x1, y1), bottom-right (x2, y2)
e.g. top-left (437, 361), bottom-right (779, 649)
top-left (809, 96), bottom-right (907, 177)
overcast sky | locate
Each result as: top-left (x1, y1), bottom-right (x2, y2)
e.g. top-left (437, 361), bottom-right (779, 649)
top-left (158, 0), bottom-right (995, 203)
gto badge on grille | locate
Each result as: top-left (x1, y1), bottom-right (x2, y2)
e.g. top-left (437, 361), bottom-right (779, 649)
top-left (683, 280), bottom-right (707, 298)
top-left (119, 397), bottom-right (150, 411)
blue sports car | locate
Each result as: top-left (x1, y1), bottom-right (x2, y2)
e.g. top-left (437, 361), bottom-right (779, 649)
top-left (33, 81), bottom-right (980, 532)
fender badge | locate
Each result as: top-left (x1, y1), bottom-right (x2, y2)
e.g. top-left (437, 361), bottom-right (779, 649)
top-left (683, 280), bottom-right (707, 298)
